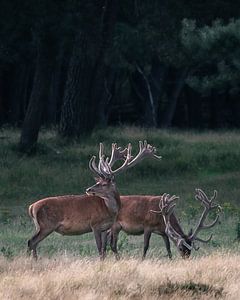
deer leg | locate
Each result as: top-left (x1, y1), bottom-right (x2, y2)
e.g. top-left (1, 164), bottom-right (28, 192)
top-left (93, 228), bottom-right (104, 260)
top-left (143, 230), bottom-right (152, 259)
top-left (101, 231), bottom-right (108, 260)
top-left (110, 224), bottom-right (122, 260)
top-left (27, 228), bottom-right (53, 260)
top-left (162, 233), bottom-right (172, 259)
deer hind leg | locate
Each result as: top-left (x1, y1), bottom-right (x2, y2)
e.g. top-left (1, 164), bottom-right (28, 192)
top-left (162, 233), bottom-right (172, 259)
top-left (27, 228), bottom-right (53, 260)
top-left (142, 229), bottom-right (152, 259)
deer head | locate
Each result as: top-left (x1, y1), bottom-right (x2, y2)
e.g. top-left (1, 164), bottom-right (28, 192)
top-left (151, 189), bottom-right (221, 258)
top-left (86, 141), bottom-right (161, 213)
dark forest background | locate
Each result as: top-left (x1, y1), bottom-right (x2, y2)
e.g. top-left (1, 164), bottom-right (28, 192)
top-left (1, 0), bottom-right (240, 153)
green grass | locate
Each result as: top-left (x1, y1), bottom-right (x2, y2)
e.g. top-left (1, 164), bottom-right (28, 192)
top-left (0, 126), bottom-right (240, 258)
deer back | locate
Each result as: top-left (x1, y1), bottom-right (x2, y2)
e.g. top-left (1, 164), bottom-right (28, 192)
top-left (117, 196), bottom-right (165, 230)
top-left (29, 194), bottom-right (116, 235)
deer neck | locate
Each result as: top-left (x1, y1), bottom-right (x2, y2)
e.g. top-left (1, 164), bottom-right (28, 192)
top-left (102, 189), bottom-right (121, 216)
top-left (170, 214), bottom-right (186, 238)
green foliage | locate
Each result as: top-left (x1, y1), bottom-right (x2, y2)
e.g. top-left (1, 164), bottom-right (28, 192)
top-left (181, 18), bottom-right (240, 95)
top-left (117, 232), bottom-right (129, 251)
top-left (0, 246), bottom-right (14, 259)
top-left (236, 222), bottom-right (240, 241)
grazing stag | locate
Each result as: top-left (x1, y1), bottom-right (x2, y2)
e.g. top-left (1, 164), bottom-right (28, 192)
top-left (108, 195), bottom-right (185, 260)
top-left (28, 141), bottom-right (160, 259)
top-left (152, 189), bottom-right (220, 258)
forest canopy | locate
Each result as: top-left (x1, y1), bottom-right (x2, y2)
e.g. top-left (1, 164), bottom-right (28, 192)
top-left (0, 1), bottom-right (240, 152)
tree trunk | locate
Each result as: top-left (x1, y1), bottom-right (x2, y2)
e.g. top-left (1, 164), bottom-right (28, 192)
top-left (90, 0), bottom-right (118, 128)
top-left (185, 86), bottom-right (202, 128)
top-left (19, 33), bottom-right (52, 153)
top-left (161, 69), bottom-right (187, 128)
top-left (136, 64), bottom-right (157, 127)
top-left (130, 58), bottom-right (168, 127)
top-left (59, 0), bottom-right (118, 137)
top-left (8, 64), bottom-right (32, 125)
top-left (59, 33), bottom-right (93, 137)
top-left (0, 70), bottom-right (5, 125)
top-left (46, 43), bottom-right (69, 125)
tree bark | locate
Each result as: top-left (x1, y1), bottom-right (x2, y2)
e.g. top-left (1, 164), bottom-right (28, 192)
top-left (46, 44), bottom-right (68, 125)
top-left (8, 64), bottom-right (32, 125)
top-left (161, 69), bottom-right (188, 128)
top-left (59, 0), bottom-right (118, 137)
top-left (185, 86), bottom-right (202, 128)
top-left (19, 33), bottom-right (52, 153)
top-left (59, 33), bottom-right (93, 137)
top-left (89, 0), bottom-right (118, 128)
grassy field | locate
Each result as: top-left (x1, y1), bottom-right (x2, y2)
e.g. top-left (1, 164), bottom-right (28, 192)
top-left (0, 253), bottom-right (239, 299)
top-left (0, 127), bottom-right (240, 298)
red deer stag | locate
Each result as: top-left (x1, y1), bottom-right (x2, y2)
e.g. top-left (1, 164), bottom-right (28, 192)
top-left (151, 189), bottom-right (220, 258)
top-left (108, 189), bottom-right (220, 259)
top-left (27, 141), bottom-right (160, 259)
top-left (108, 195), bottom-right (184, 259)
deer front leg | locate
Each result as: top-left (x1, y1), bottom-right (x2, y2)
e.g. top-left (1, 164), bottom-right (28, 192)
top-left (101, 231), bottom-right (108, 260)
top-left (162, 233), bottom-right (172, 259)
top-left (110, 223), bottom-right (122, 260)
top-left (93, 228), bottom-right (104, 260)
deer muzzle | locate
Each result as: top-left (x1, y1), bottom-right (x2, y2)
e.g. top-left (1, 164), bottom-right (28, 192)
top-left (86, 187), bottom-right (95, 196)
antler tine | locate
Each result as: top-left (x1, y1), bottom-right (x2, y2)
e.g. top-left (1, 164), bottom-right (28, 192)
top-left (195, 234), bottom-right (213, 243)
top-left (108, 143), bottom-right (129, 167)
top-left (89, 143), bottom-right (112, 179)
top-left (98, 143), bottom-right (114, 178)
top-left (105, 143), bottom-right (132, 176)
top-left (97, 142), bottom-right (132, 179)
top-left (99, 143), bottom-right (104, 159)
top-left (89, 156), bottom-right (104, 178)
top-left (161, 194), bottom-right (178, 216)
top-left (189, 188), bottom-right (220, 242)
top-left (110, 140), bottom-right (161, 176)
top-left (150, 193), bottom-right (168, 214)
top-left (99, 159), bottom-right (112, 179)
top-left (196, 189), bottom-right (218, 207)
top-left (150, 193), bottom-right (178, 218)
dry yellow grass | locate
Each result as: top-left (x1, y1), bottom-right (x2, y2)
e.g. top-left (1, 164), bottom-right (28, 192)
top-left (0, 252), bottom-right (239, 299)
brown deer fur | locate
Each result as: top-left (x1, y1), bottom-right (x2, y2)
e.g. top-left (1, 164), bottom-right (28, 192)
top-left (109, 195), bottom-right (188, 259)
top-left (28, 187), bottom-right (121, 259)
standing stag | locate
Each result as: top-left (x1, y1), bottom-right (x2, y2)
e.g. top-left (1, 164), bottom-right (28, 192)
top-left (108, 189), bottom-right (220, 259)
top-left (151, 189), bottom-right (220, 257)
top-left (27, 141), bottom-right (160, 259)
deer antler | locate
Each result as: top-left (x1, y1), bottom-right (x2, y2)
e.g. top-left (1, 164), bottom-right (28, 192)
top-left (188, 189), bottom-right (220, 243)
top-left (89, 141), bottom-right (161, 179)
top-left (108, 143), bottom-right (129, 166)
top-left (108, 140), bottom-right (161, 176)
top-left (151, 194), bottom-right (192, 250)
top-left (151, 189), bottom-right (221, 253)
